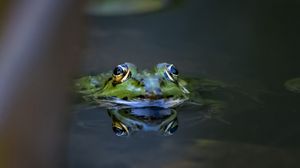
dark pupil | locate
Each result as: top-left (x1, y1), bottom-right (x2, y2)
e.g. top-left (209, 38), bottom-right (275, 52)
top-left (113, 66), bottom-right (123, 75)
top-left (169, 66), bottom-right (178, 75)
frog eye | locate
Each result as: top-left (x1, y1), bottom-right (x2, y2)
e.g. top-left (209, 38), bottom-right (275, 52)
top-left (112, 64), bottom-right (131, 83)
top-left (112, 121), bottom-right (130, 137)
top-left (164, 64), bottom-right (179, 82)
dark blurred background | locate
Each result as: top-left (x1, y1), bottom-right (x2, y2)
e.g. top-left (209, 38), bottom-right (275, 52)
top-left (70, 0), bottom-right (300, 168)
top-left (0, 0), bottom-right (300, 168)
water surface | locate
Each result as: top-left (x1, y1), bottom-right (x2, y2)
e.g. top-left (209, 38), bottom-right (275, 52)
top-left (68, 0), bottom-right (300, 167)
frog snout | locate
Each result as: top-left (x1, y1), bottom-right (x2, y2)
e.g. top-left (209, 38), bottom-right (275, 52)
top-left (146, 88), bottom-right (162, 99)
top-left (143, 77), bottom-right (163, 99)
top-left (146, 88), bottom-right (162, 97)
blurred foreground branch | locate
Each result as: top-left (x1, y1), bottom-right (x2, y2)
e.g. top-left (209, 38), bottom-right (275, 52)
top-left (0, 0), bottom-right (83, 167)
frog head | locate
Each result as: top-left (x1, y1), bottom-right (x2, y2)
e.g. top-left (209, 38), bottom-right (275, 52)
top-left (94, 63), bottom-right (190, 108)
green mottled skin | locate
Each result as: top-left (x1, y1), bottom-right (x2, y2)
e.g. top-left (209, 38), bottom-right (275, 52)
top-left (74, 63), bottom-right (227, 108)
top-left (75, 63), bottom-right (188, 102)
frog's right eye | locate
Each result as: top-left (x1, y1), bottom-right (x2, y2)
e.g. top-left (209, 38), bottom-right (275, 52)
top-left (112, 64), bottom-right (131, 83)
top-left (164, 64), bottom-right (179, 82)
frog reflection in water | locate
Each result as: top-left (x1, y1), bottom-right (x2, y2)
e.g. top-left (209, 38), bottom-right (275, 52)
top-left (75, 63), bottom-right (226, 136)
top-left (109, 108), bottom-right (178, 136)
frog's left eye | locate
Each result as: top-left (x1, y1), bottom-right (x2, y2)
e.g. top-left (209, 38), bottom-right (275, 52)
top-left (164, 64), bottom-right (179, 82)
top-left (112, 64), bottom-right (131, 83)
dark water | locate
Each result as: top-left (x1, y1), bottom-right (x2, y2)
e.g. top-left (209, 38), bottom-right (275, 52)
top-left (68, 0), bottom-right (300, 167)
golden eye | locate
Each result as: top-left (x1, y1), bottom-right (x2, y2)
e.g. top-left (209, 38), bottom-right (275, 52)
top-left (112, 64), bottom-right (131, 83)
top-left (164, 64), bottom-right (179, 82)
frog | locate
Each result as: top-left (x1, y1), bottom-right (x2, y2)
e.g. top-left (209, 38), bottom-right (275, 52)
top-left (74, 62), bottom-right (227, 110)
top-left (108, 107), bottom-right (178, 137)
top-left (284, 77), bottom-right (300, 93)
top-left (74, 63), bottom-right (232, 136)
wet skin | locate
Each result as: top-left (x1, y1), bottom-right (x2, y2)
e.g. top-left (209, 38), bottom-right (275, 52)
top-left (75, 63), bottom-right (229, 136)
top-left (75, 62), bottom-right (229, 112)
top-left (75, 63), bottom-right (191, 108)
